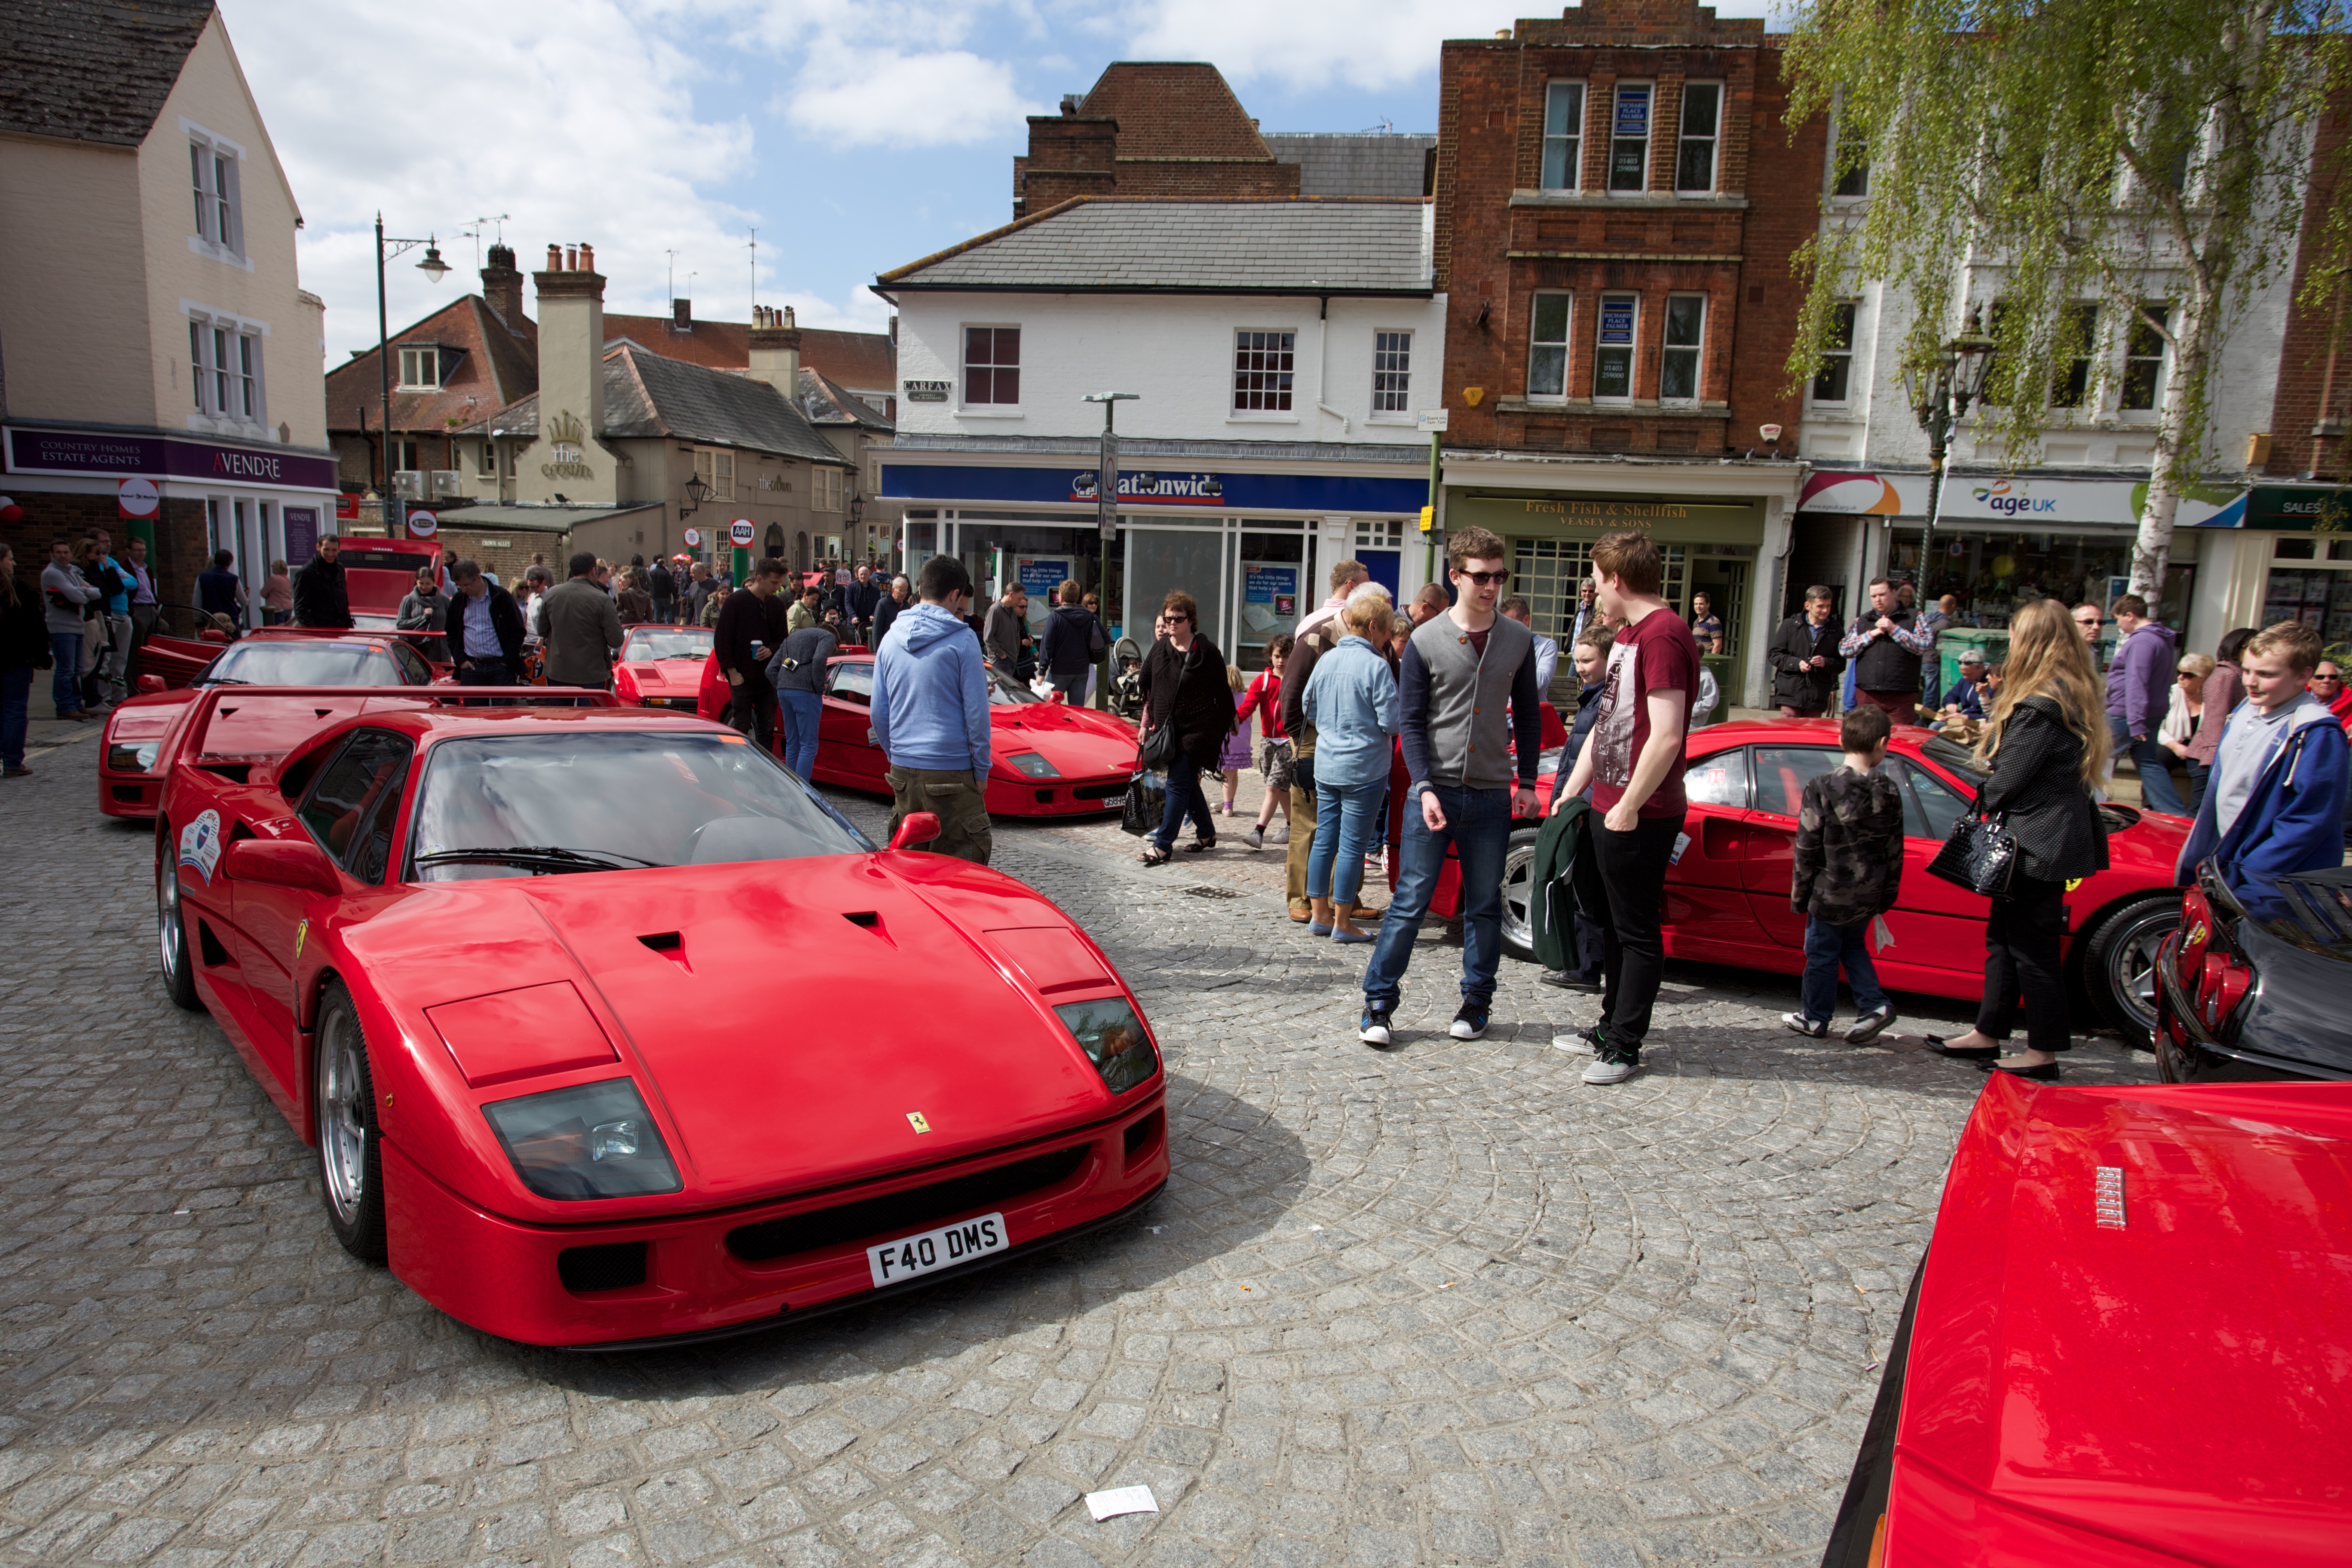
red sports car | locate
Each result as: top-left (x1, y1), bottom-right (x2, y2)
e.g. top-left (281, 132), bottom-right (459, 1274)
top-left (699, 652), bottom-right (1139, 816)
top-left (1823, 1072), bottom-right (2352, 1567)
top-left (152, 686), bottom-right (1168, 1348)
top-left (612, 625), bottom-right (714, 709)
top-left (101, 632), bottom-right (448, 819)
top-left (1396, 718), bottom-right (2188, 1045)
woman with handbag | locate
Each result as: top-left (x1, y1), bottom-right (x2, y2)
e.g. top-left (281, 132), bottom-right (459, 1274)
top-left (1927, 596), bottom-right (2110, 1079)
top-left (1136, 589), bottom-right (1237, 865)
top-left (1300, 592), bottom-right (1402, 940)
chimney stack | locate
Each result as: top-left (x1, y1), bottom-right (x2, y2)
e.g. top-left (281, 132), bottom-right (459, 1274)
top-left (527, 241), bottom-right (613, 504)
top-left (481, 243), bottom-right (525, 330)
top-left (747, 303), bottom-right (802, 400)
top-left (672, 297), bottom-right (692, 331)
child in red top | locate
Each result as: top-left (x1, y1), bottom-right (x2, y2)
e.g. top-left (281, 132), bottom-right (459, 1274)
top-left (1233, 636), bottom-right (1293, 847)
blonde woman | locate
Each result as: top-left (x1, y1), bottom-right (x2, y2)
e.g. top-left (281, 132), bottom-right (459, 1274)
top-left (2160, 652), bottom-right (2217, 813)
top-left (1926, 596), bottom-right (2110, 1079)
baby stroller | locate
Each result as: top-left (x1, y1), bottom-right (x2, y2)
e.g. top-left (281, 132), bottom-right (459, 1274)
top-left (1110, 636), bottom-right (1146, 720)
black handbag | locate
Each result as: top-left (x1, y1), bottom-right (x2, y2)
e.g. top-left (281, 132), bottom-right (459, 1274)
top-left (1119, 770), bottom-right (1165, 836)
top-left (1926, 810), bottom-right (2018, 897)
top-left (1137, 722), bottom-right (1178, 772)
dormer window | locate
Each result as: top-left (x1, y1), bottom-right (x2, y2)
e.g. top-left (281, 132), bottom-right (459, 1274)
top-left (397, 347), bottom-right (441, 390)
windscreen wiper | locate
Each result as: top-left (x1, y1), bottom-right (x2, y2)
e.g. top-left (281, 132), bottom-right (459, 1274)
top-left (411, 845), bottom-right (664, 873)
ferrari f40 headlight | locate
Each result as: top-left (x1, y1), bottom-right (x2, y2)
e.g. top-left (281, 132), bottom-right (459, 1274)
top-left (1006, 750), bottom-right (1061, 779)
top-left (109, 741), bottom-right (160, 772)
top-left (1053, 997), bottom-right (1158, 1094)
top-left (482, 1078), bottom-right (682, 1199)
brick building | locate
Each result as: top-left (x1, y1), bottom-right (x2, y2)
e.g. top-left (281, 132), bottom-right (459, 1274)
top-left (1432, 0), bottom-right (1818, 706)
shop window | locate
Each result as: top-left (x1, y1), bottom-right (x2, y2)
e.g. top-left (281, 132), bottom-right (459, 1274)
top-left (2262, 563), bottom-right (2352, 644)
top-left (693, 447), bottom-right (734, 502)
top-left (1675, 83), bottom-right (1721, 193)
top-left (1515, 537), bottom-right (1687, 639)
top-left (1609, 84), bottom-right (1653, 191)
top-left (1541, 81), bottom-right (1585, 191)
top-left (2051, 304), bottom-right (2099, 408)
top-left (1372, 331), bottom-right (1412, 413)
top-left (1527, 293), bottom-right (1572, 400)
top-left (1594, 293), bottom-right (1638, 401)
top-left (397, 347), bottom-right (440, 390)
top-left (1660, 295), bottom-right (1706, 403)
top-left (963, 327), bottom-right (1020, 406)
top-left (2122, 306), bottom-right (2169, 411)
top-left (1233, 330), bottom-right (1295, 412)
top-left (1812, 302), bottom-right (1857, 403)
top-left (190, 139), bottom-right (242, 255)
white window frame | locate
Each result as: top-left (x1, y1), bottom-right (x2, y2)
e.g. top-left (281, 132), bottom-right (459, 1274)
top-left (1608, 83), bottom-right (1654, 193)
top-left (960, 325), bottom-right (1022, 411)
top-left (1675, 82), bottom-right (1722, 195)
top-left (693, 447), bottom-right (736, 502)
top-left (1828, 99), bottom-right (1870, 200)
top-left (397, 346), bottom-right (441, 391)
top-left (1540, 81), bottom-right (1586, 192)
top-left (2052, 303), bottom-right (2100, 410)
top-left (1371, 330), bottom-right (1413, 416)
top-left (1593, 292), bottom-right (1640, 402)
top-left (1527, 292), bottom-right (1574, 402)
top-left (1231, 328), bottom-right (1298, 417)
top-left (1810, 300), bottom-right (1860, 406)
top-left (182, 120), bottom-right (248, 266)
top-left (477, 441), bottom-right (499, 478)
top-left (183, 305), bottom-right (267, 427)
top-left (1660, 293), bottom-right (1707, 404)
top-left (2120, 304), bottom-right (2169, 415)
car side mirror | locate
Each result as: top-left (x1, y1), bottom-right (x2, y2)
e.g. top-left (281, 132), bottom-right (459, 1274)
top-left (887, 812), bottom-right (942, 851)
top-left (137, 674), bottom-right (167, 695)
top-left (199, 628), bottom-right (229, 643)
top-left (221, 837), bottom-right (342, 896)
top-left (1047, 689), bottom-right (1066, 704)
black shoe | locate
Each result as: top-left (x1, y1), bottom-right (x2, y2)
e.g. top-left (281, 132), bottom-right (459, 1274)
top-left (1449, 1002), bottom-right (1490, 1040)
top-left (1538, 969), bottom-right (1602, 992)
top-left (1926, 1035), bottom-right (2000, 1061)
top-left (1984, 1059), bottom-right (2062, 1081)
top-left (1359, 1006), bottom-right (1395, 1047)
top-left (1846, 1004), bottom-right (1898, 1045)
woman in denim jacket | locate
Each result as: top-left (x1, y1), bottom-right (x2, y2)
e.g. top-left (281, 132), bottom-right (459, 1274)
top-left (1301, 590), bottom-right (1403, 941)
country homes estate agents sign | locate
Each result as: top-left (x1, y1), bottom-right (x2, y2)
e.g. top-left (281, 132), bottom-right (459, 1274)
top-left (4, 426), bottom-right (336, 492)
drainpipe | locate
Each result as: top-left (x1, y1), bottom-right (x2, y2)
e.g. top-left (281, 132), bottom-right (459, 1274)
top-left (1314, 294), bottom-right (1350, 433)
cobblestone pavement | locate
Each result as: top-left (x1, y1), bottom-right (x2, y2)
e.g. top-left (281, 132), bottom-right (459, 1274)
top-left (0, 738), bottom-right (2155, 1568)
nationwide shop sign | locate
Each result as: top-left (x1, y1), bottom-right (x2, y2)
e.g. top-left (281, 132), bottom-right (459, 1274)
top-left (3, 425), bottom-right (337, 491)
top-left (881, 462), bottom-right (1430, 515)
top-left (1070, 470), bottom-right (1225, 505)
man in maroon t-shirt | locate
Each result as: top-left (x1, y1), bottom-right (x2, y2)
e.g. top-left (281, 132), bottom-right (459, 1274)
top-left (1550, 531), bottom-right (1700, 1084)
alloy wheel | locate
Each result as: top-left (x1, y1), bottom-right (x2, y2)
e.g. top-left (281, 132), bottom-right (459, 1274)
top-left (317, 1012), bottom-right (370, 1226)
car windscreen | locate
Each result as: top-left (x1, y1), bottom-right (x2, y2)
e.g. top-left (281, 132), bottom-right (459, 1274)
top-left (986, 667), bottom-right (1042, 706)
top-left (1919, 734), bottom-right (1990, 792)
top-left (408, 731), bottom-right (872, 881)
top-left (624, 629), bottom-right (713, 662)
top-left (198, 642), bottom-right (406, 686)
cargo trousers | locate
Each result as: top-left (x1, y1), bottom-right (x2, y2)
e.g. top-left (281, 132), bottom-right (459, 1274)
top-left (885, 766), bottom-right (993, 866)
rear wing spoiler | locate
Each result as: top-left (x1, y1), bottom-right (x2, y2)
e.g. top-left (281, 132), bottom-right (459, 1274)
top-left (179, 685), bottom-right (628, 768)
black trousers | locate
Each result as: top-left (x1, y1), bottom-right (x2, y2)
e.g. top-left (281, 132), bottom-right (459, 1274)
top-left (1592, 809), bottom-right (1685, 1053)
top-left (730, 677), bottom-right (778, 752)
top-left (1977, 873), bottom-right (2070, 1053)
top-left (456, 658), bottom-right (514, 685)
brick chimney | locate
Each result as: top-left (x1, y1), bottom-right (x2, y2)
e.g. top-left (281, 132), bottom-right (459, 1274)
top-left (480, 243), bottom-right (525, 330)
top-left (747, 304), bottom-right (801, 398)
top-left (524, 243), bottom-right (614, 504)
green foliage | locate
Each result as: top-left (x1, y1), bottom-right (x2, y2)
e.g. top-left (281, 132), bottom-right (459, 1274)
top-left (1782, 0), bottom-right (2352, 483)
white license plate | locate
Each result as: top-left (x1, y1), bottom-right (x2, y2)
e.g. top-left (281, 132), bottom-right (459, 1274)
top-left (867, 1212), bottom-right (1008, 1287)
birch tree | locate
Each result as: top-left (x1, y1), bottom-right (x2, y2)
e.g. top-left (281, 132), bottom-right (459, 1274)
top-left (1783, 0), bottom-right (2352, 598)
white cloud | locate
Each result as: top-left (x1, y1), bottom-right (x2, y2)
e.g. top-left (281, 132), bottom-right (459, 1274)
top-left (779, 44), bottom-right (1039, 147)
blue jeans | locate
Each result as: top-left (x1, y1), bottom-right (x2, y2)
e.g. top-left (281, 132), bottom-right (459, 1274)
top-left (1801, 916), bottom-right (1889, 1023)
top-left (2110, 714), bottom-right (2187, 815)
top-left (778, 688), bottom-right (821, 780)
top-left (1305, 778), bottom-right (1382, 905)
top-left (49, 633), bottom-right (82, 715)
top-left (1364, 784), bottom-right (1512, 1009)
top-left (1153, 758), bottom-right (1216, 851)
top-left (2, 667), bottom-right (31, 767)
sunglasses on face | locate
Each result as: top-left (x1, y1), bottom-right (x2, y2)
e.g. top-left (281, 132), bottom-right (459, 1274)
top-left (1457, 569), bottom-right (1509, 586)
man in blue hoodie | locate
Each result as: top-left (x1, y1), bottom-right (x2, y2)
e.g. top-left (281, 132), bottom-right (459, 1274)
top-left (2175, 620), bottom-right (2350, 917)
top-left (2104, 593), bottom-right (2185, 814)
top-left (872, 554), bottom-right (994, 864)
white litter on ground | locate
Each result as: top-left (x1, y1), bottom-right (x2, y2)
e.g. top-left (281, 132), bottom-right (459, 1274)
top-left (1084, 1485), bottom-right (1159, 1522)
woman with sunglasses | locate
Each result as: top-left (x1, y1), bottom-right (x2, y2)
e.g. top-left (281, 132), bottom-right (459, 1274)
top-left (1137, 590), bottom-right (1237, 864)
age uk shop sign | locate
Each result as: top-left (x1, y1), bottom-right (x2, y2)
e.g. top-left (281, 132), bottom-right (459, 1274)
top-left (4, 426), bottom-right (337, 493)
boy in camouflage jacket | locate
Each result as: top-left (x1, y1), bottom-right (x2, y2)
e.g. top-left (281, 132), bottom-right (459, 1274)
top-left (1786, 704), bottom-right (1905, 1043)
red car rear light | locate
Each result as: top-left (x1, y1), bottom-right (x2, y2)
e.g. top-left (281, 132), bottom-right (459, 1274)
top-left (2193, 951), bottom-right (2255, 1035)
top-left (2175, 887), bottom-right (2212, 986)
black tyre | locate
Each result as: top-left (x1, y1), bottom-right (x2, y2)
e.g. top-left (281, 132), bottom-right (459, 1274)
top-left (1498, 826), bottom-right (1541, 963)
top-left (2084, 895), bottom-right (2178, 1049)
top-left (314, 982), bottom-right (388, 1264)
top-left (157, 833), bottom-right (200, 1011)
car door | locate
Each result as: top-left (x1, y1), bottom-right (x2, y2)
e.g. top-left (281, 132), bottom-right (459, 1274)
top-left (1875, 755), bottom-right (1995, 979)
top-left (234, 729), bottom-right (409, 1092)
top-left (817, 660), bottom-right (888, 789)
top-left (1661, 745), bottom-right (1771, 959)
top-left (1740, 744), bottom-right (1842, 952)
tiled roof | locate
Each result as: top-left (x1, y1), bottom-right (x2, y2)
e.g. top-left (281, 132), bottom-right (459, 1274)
top-left (324, 296), bottom-right (538, 438)
top-left (469, 346), bottom-right (848, 467)
top-left (603, 314), bottom-right (896, 392)
top-left (795, 368), bottom-right (891, 431)
top-left (1264, 133), bottom-right (1437, 198)
top-left (0, 0), bottom-right (212, 147)
top-left (877, 198), bottom-right (1432, 294)
top-left (1078, 63), bottom-right (1271, 162)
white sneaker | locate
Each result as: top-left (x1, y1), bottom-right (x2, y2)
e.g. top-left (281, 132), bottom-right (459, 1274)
top-left (1581, 1052), bottom-right (1638, 1085)
top-left (1551, 1030), bottom-right (1597, 1055)
top-left (1244, 827), bottom-right (1264, 849)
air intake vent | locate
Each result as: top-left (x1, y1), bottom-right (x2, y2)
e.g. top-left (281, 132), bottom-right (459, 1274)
top-left (726, 1146), bottom-right (1086, 1263)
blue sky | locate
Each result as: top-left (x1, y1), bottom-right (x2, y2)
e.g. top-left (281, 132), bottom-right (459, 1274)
top-left (217, 0), bottom-right (1778, 362)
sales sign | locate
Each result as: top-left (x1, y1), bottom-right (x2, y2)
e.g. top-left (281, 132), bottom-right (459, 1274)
top-left (1599, 300), bottom-right (1636, 344)
top-left (1614, 86), bottom-right (1651, 136)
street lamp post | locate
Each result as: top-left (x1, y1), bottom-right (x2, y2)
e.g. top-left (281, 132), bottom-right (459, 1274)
top-left (1899, 309), bottom-right (1997, 601)
top-left (374, 215), bottom-right (450, 536)
top-left (1082, 393), bottom-right (1140, 547)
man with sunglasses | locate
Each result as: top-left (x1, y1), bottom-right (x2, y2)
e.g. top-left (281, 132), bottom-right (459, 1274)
top-left (1360, 527), bottom-right (1543, 1047)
